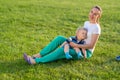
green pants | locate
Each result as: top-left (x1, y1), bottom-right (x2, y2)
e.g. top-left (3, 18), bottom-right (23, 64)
top-left (35, 36), bottom-right (92, 63)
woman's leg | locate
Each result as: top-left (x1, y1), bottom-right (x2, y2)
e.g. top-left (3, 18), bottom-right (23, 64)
top-left (39, 36), bottom-right (66, 57)
top-left (35, 48), bottom-right (65, 63)
top-left (32, 53), bottom-right (41, 58)
top-left (24, 49), bottom-right (92, 64)
top-left (31, 36), bottom-right (66, 58)
top-left (35, 47), bottom-right (78, 63)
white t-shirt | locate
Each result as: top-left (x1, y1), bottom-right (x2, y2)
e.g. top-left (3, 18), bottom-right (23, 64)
top-left (83, 21), bottom-right (101, 53)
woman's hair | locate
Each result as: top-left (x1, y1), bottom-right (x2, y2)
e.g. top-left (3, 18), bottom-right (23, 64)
top-left (93, 5), bottom-right (102, 23)
top-left (94, 6), bottom-right (102, 13)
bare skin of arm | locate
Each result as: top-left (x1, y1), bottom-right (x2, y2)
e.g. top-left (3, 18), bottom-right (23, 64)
top-left (69, 34), bottom-right (100, 49)
top-left (60, 41), bottom-right (67, 47)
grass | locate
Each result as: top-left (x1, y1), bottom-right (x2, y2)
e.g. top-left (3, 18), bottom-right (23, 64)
top-left (0, 0), bottom-right (120, 80)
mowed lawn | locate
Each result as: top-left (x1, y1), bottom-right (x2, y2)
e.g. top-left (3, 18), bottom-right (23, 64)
top-left (0, 0), bottom-right (120, 80)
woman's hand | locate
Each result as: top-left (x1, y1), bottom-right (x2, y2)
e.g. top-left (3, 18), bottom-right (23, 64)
top-left (69, 42), bottom-right (78, 48)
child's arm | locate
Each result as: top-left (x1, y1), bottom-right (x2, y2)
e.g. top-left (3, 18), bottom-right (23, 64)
top-left (60, 37), bottom-right (72, 47)
top-left (60, 41), bottom-right (67, 47)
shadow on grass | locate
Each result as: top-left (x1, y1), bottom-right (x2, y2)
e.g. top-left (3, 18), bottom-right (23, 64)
top-left (101, 57), bottom-right (120, 64)
top-left (0, 58), bottom-right (79, 74)
top-left (0, 58), bottom-right (33, 74)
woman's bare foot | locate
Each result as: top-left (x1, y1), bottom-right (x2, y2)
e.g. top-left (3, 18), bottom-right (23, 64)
top-left (32, 53), bottom-right (41, 58)
top-left (27, 56), bottom-right (36, 65)
top-left (23, 53), bottom-right (36, 65)
top-left (23, 53), bottom-right (28, 61)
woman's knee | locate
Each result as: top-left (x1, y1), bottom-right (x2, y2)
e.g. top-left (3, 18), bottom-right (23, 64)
top-left (55, 35), bottom-right (66, 41)
top-left (56, 35), bottom-right (66, 39)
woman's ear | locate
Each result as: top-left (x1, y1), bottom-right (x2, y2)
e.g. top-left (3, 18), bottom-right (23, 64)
top-left (98, 13), bottom-right (102, 18)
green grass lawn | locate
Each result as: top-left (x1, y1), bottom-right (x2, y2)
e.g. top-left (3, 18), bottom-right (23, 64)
top-left (0, 0), bottom-right (120, 80)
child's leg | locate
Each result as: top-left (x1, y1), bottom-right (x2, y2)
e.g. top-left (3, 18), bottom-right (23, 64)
top-left (64, 44), bottom-right (72, 59)
top-left (74, 48), bottom-right (83, 59)
top-left (81, 48), bottom-right (86, 58)
top-left (39, 36), bottom-right (66, 57)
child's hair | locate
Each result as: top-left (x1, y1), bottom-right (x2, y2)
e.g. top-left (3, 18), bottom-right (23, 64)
top-left (76, 27), bottom-right (88, 39)
top-left (76, 27), bottom-right (88, 33)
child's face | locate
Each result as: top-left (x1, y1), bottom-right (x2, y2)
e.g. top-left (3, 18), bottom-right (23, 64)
top-left (76, 29), bottom-right (87, 40)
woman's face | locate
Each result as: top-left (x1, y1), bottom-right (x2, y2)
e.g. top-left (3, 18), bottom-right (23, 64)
top-left (89, 8), bottom-right (101, 22)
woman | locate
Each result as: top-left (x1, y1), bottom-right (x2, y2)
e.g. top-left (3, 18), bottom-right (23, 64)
top-left (24, 5), bottom-right (102, 65)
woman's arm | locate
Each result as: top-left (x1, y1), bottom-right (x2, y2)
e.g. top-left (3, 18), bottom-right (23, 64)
top-left (69, 34), bottom-right (100, 49)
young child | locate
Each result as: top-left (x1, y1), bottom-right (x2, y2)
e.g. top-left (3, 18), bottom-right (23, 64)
top-left (61, 27), bottom-right (88, 59)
